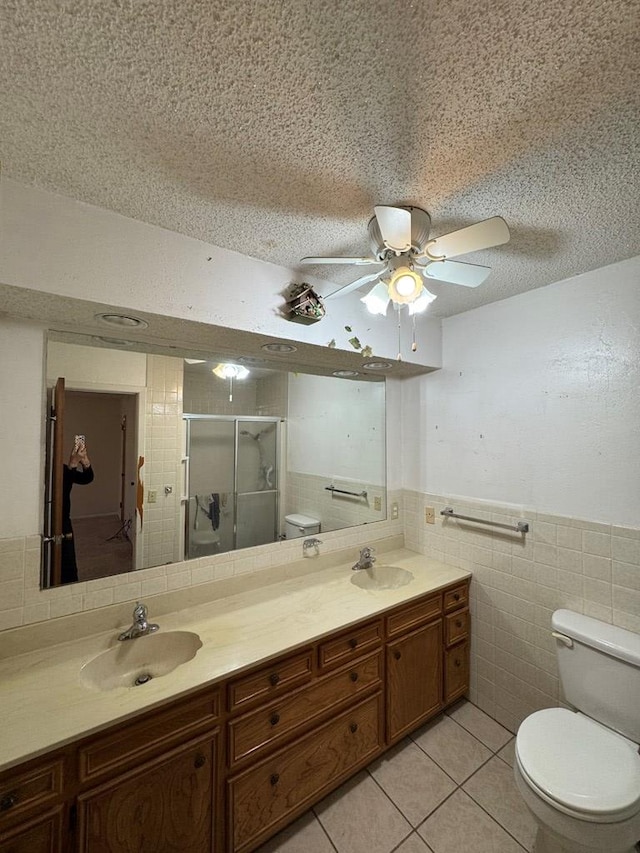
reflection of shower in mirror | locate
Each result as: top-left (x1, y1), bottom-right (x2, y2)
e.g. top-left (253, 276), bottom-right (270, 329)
top-left (239, 422), bottom-right (276, 489)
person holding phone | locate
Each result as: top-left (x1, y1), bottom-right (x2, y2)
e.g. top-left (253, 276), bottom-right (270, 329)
top-left (61, 435), bottom-right (94, 584)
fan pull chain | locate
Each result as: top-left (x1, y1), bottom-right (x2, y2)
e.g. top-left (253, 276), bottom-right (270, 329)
top-left (412, 314), bottom-right (417, 352)
top-left (397, 305), bottom-right (402, 362)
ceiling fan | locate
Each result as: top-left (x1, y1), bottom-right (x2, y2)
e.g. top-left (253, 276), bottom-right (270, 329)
top-left (300, 206), bottom-right (510, 315)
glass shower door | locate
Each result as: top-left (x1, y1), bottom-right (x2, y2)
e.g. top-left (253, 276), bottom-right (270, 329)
top-left (236, 419), bottom-right (279, 550)
top-left (185, 418), bottom-right (235, 558)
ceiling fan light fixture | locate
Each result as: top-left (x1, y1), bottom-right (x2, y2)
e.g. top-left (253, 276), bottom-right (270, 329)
top-left (408, 287), bottom-right (437, 315)
top-left (361, 283), bottom-right (390, 315)
top-left (387, 267), bottom-right (423, 304)
top-left (212, 363), bottom-right (249, 380)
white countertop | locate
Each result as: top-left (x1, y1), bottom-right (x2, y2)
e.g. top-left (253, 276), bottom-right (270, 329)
top-left (0, 548), bottom-right (470, 772)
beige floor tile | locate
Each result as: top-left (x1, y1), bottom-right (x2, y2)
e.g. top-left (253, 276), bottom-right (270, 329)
top-left (447, 700), bottom-right (513, 751)
top-left (368, 739), bottom-right (456, 826)
top-left (412, 715), bottom-right (492, 784)
top-left (418, 789), bottom-right (524, 853)
top-left (497, 737), bottom-right (516, 767)
top-left (256, 810), bottom-right (335, 852)
top-left (463, 755), bottom-right (536, 850)
top-left (394, 833), bottom-right (434, 853)
top-left (315, 771), bottom-right (412, 853)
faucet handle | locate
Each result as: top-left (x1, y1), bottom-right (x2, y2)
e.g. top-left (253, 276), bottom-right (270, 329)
top-left (133, 602), bottom-right (148, 621)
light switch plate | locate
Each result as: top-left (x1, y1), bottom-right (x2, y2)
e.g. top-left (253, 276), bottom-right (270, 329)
top-left (373, 496), bottom-right (382, 511)
top-left (147, 489), bottom-right (157, 504)
top-left (425, 506), bottom-right (435, 524)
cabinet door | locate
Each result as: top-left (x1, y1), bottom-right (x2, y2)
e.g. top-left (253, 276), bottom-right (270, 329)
top-left (386, 619), bottom-right (442, 743)
top-left (0, 807), bottom-right (65, 853)
top-left (77, 733), bottom-right (216, 853)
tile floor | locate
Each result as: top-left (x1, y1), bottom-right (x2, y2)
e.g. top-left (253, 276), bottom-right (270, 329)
top-left (256, 699), bottom-right (537, 853)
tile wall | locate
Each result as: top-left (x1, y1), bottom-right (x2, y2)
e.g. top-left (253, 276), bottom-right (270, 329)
top-left (403, 490), bottom-right (640, 732)
top-left (286, 471), bottom-right (387, 529)
top-left (141, 355), bottom-right (185, 568)
top-left (0, 491), bottom-right (404, 632)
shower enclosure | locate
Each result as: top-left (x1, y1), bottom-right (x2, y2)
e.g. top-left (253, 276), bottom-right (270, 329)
top-left (183, 415), bottom-right (281, 559)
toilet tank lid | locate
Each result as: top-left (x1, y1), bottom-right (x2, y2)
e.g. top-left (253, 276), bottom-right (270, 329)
top-left (552, 609), bottom-right (640, 666)
top-left (285, 513), bottom-right (320, 527)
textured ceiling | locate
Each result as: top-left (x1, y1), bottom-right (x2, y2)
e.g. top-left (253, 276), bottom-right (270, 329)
top-left (2, 0), bottom-right (639, 318)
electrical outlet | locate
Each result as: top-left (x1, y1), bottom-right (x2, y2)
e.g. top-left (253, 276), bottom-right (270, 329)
top-left (373, 496), bottom-right (382, 511)
top-left (425, 506), bottom-right (435, 524)
top-left (147, 489), bottom-right (157, 504)
top-left (391, 502), bottom-right (399, 520)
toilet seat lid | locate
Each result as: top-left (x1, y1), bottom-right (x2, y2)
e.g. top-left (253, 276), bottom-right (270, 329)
top-left (517, 709), bottom-right (640, 820)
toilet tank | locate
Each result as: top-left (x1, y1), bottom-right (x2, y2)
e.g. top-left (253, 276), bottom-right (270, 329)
top-left (285, 514), bottom-right (320, 539)
top-left (552, 609), bottom-right (640, 742)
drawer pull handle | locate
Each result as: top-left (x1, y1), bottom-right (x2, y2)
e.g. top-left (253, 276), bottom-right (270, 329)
top-left (0, 793), bottom-right (18, 811)
top-left (455, 620), bottom-right (462, 628)
top-left (349, 722), bottom-right (358, 734)
top-left (454, 659), bottom-right (462, 667)
top-left (194, 754), bottom-right (206, 769)
top-left (348, 638), bottom-right (358, 649)
top-left (394, 650), bottom-right (401, 660)
top-left (453, 593), bottom-right (460, 601)
top-left (349, 671), bottom-right (359, 682)
top-left (270, 773), bottom-right (280, 786)
top-left (270, 713), bottom-right (280, 726)
top-left (269, 673), bottom-right (280, 686)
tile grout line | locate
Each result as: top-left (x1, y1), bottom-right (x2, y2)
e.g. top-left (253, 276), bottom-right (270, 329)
top-left (310, 805), bottom-right (340, 853)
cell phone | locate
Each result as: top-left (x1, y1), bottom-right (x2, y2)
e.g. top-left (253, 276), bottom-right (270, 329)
top-left (74, 434), bottom-right (86, 450)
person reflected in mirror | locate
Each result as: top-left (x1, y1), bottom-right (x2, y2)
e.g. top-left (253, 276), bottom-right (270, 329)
top-left (61, 435), bottom-right (94, 584)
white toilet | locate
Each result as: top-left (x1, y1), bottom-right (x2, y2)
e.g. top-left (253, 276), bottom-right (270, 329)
top-left (284, 513), bottom-right (320, 540)
top-left (514, 609), bottom-right (640, 853)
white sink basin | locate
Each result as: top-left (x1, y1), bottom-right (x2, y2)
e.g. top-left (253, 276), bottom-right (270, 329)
top-left (351, 565), bottom-right (414, 590)
top-left (80, 631), bottom-right (202, 691)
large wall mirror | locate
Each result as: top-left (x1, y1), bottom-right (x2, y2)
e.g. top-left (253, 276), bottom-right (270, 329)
top-left (42, 336), bottom-right (386, 588)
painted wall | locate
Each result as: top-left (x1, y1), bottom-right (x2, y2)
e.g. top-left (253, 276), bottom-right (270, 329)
top-left (1, 179), bottom-right (442, 368)
top-left (402, 256), bottom-right (640, 527)
top-left (401, 255), bottom-right (640, 732)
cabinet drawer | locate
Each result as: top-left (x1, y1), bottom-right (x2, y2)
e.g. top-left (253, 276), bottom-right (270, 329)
top-left (228, 649), bottom-right (313, 712)
top-left (0, 806), bottom-right (64, 853)
top-left (318, 621), bottom-right (382, 670)
top-left (229, 651), bottom-right (382, 767)
top-left (229, 692), bottom-right (383, 853)
top-left (386, 593), bottom-right (442, 638)
top-left (443, 583), bottom-right (468, 613)
top-left (444, 640), bottom-right (470, 704)
top-left (0, 756), bottom-right (66, 830)
top-left (78, 690), bottom-right (219, 784)
top-left (445, 609), bottom-right (469, 647)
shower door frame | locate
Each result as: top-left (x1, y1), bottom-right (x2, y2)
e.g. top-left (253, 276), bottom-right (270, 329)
top-left (183, 414), bottom-right (282, 559)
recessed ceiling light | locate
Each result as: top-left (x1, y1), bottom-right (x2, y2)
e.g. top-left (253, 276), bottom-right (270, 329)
top-left (95, 313), bottom-right (149, 329)
top-left (332, 370), bottom-right (359, 377)
top-left (236, 356), bottom-right (266, 364)
top-left (362, 361), bottom-right (393, 371)
top-left (261, 343), bottom-right (297, 353)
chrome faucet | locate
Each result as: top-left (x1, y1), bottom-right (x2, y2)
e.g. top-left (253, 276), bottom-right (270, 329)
top-left (303, 537), bottom-right (323, 554)
top-left (352, 546), bottom-right (376, 571)
top-left (118, 602), bottom-right (160, 641)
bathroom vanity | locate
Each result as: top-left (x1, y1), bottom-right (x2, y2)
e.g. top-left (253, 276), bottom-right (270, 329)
top-left (0, 549), bottom-right (470, 852)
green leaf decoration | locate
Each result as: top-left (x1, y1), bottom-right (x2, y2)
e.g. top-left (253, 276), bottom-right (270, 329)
top-left (361, 345), bottom-right (373, 358)
top-left (327, 338), bottom-right (336, 348)
top-left (348, 336), bottom-right (362, 350)
top-left (344, 325), bottom-right (352, 332)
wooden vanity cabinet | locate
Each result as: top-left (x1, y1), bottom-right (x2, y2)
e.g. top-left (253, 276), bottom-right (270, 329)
top-left (1, 577), bottom-right (470, 853)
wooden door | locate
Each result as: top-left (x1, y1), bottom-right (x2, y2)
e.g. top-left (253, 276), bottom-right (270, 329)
top-left (77, 734), bottom-right (215, 853)
top-left (386, 619), bottom-right (443, 743)
top-left (44, 377), bottom-right (65, 587)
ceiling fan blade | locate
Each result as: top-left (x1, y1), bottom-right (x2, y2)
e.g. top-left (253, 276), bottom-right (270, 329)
top-left (424, 216), bottom-right (510, 260)
top-left (374, 206), bottom-right (412, 252)
top-left (300, 256), bottom-right (383, 266)
top-left (422, 259), bottom-right (492, 288)
top-left (324, 270), bottom-right (383, 300)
